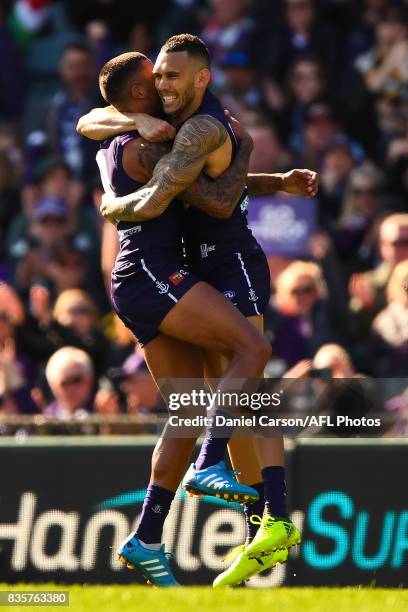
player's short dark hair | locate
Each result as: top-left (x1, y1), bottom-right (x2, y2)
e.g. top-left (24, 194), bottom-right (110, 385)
top-left (161, 34), bottom-right (210, 68)
top-left (99, 52), bottom-right (148, 105)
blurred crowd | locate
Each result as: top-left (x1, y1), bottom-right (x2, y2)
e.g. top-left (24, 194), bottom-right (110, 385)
top-left (0, 0), bottom-right (407, 435)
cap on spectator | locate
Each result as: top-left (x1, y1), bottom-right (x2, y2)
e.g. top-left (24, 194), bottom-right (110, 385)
top-left (33, 197), bottom-right (68, 221)
top-left (305, 103), bottom-right (336, 126)
top-left (221, 51), bottom-right (253, 69)
top-left (111, 352), bottom-right (148, 378)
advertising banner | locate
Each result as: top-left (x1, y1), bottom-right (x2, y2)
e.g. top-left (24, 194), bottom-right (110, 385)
top-left (247, 194), bottom-right (317, 258)
top-left (0, 440), bottom-right (406, 587)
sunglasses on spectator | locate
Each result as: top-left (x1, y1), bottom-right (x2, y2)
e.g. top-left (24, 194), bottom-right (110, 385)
top-left (68, 305), bottom-right (92, 316)
top-left (352, 187), bottom-right (378, 196)
top-left (60, 374), bottom-right (86, 387)
top-left (293, 71), bottom-right (320, 81)
top-left (390, 238), bottom-right (408, 248)
top-left (291, 284), bottom-right (316, 296)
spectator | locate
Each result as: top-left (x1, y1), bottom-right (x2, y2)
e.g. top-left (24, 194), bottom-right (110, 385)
top-left (313, 343), bottom-right (356, 378)
top-left (349, 212), bottom-right (408, 340)
top-left (318, 143), bottom-right (356, 231)
top-left (258, 0), bottom-right (338, 84)
top-left (201, 0), bottom-right (255, 90)
top-left (265, 260), bottom-right (335, 372)
top-left (371, 258), bottom-right (408, 376)
top-left (298, 103), bottom-right (350, 169)
top-left (0, 282), bottom-right (38, 413)
top-left (218, 52), bottom-right (261, 116)
top-left (283, 55), bottom-right (329, 151)
top-left (0, 150), bottom-right (21, 252)
top-left (355, 11), bottom-right (408, 98)
top-left (52, 289), bottom-right (111, 377)
top-left (311, 343), bottom-right (376, 436)
top-left (26, 42), bottom-right (101, 186)
top-left (12, 196), bottom-right (71, 294)
top-left (118, 352), bottom-right (162, 417)
top-left (333, 161), bottom-right (386, 277)
top-left (247, 122), bottom-right (292, 173)
top-left (44, 346), bottom-right (94, 419)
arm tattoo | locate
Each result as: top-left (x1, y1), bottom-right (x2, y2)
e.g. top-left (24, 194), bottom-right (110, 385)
top-left (106, 115), bottom-right (228, 222)
top-left (180, 139), bottom-right (252, 218)
top-left (136, 141), bottom-right (171, 176)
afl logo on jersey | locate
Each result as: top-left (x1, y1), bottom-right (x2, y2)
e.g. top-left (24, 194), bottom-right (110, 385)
top-left (224, 290), bottom-right (236, 301)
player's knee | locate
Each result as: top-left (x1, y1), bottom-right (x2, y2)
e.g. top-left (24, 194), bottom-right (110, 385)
top-left (251, 335), bottom-right (272, 366)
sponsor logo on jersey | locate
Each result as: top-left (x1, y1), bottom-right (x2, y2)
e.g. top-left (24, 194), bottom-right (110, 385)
top-left (169, 271), bottom-right (185, 285)
top-left (118, 225), bottom-right (142, 240)
top-left (240, 196), bottom-right (249, 213)
top-left (249, 288), bottom-right (258, 302)
top-left (224, 290), bottom-right (236, 301)
top-left (156, 281), bottom-right (169, 294)
top-left (200, 244), bottom-right (216, 258)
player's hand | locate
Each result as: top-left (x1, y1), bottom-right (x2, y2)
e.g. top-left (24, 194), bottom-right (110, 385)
top-left (224, 109), bottom-right (253, 150)
top-left (282, 169), bottom-right (319, 198)
top-left (133, 113), bottom-right (176, 142)
top-left (100, 193), bottom-right (119, 224)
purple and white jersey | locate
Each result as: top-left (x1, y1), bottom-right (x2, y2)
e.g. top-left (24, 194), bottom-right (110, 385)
top-left (98, 132), bottom-right (185, 274)
top-left (181, 90), bottom-right (256, 260)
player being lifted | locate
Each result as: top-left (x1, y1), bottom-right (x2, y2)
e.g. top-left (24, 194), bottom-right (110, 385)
top-left (78, 36), bottom-right (318, 587)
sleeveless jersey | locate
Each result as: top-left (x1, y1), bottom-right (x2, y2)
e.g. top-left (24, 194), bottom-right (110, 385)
top-left (181, 90), bottom-right (255, 260)
top-left (99, 132), bottom-right (185, 272)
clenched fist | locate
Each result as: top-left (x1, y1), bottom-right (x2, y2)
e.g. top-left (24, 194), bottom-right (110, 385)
top-left (282, 169), bottom-right (319, 198)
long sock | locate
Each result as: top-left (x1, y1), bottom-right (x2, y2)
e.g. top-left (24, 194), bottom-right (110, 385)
top-left (135, 484), bottom-right (175, 544)
top-left (262, 466), bottom-right (288, 518)
top-left (195, 410), bottom-right (235, 471)
top-left (243, 482), bottom-right (264, 543)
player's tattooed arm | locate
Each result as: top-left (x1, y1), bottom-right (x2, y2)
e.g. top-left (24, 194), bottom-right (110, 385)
top-left (77, 107), bottom-right (175, 142)
top-left (100, 115), bottom-right (230, 222)
top-left (179, 137), bottom-right (252, 218)
top-left (129, 139), bottom-right (252, 219)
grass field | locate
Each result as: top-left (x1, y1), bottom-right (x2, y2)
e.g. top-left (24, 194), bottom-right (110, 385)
top-left (2, 585), bottom-right (408, 612)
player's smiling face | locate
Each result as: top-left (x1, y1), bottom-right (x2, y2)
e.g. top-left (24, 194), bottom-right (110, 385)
top-left (153, 51), bottom-right (200, 118)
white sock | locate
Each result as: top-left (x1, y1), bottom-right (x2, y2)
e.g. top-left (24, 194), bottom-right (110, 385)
top-left (138, 539), bottom-right (161, 551)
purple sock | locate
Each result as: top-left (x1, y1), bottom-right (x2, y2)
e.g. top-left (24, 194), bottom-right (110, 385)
top-left (195, 410), bottom-right (235, 471)
top-left (243, 482), bottom-right (264, 542)
top-left (195, 437), bottom-right (229, 471)
top-left (136, 484), bottom-right (175, 544)
top-left (262, 466), bottom-right (288, 519)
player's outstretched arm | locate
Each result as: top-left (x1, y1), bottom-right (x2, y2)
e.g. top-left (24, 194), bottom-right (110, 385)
top-left (247, 169), bottom-right (319, 198)
top-left (77, 107), bottom-right (175, 142)
top-left (224, 110), bottom-right (319, 198)
top-left (100, 115), bottom-right (229, 223)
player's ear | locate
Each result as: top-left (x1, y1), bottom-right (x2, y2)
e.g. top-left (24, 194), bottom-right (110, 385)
top-left (130, 83), bottom-right (144, 99)
top-left (194, 68), bottom-right (211, 90)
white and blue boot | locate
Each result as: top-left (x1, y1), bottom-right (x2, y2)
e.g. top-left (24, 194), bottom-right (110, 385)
top-left (118, 535), bottom-right (178, 587)
top-left (182, 461), bottom-right (260, 504)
